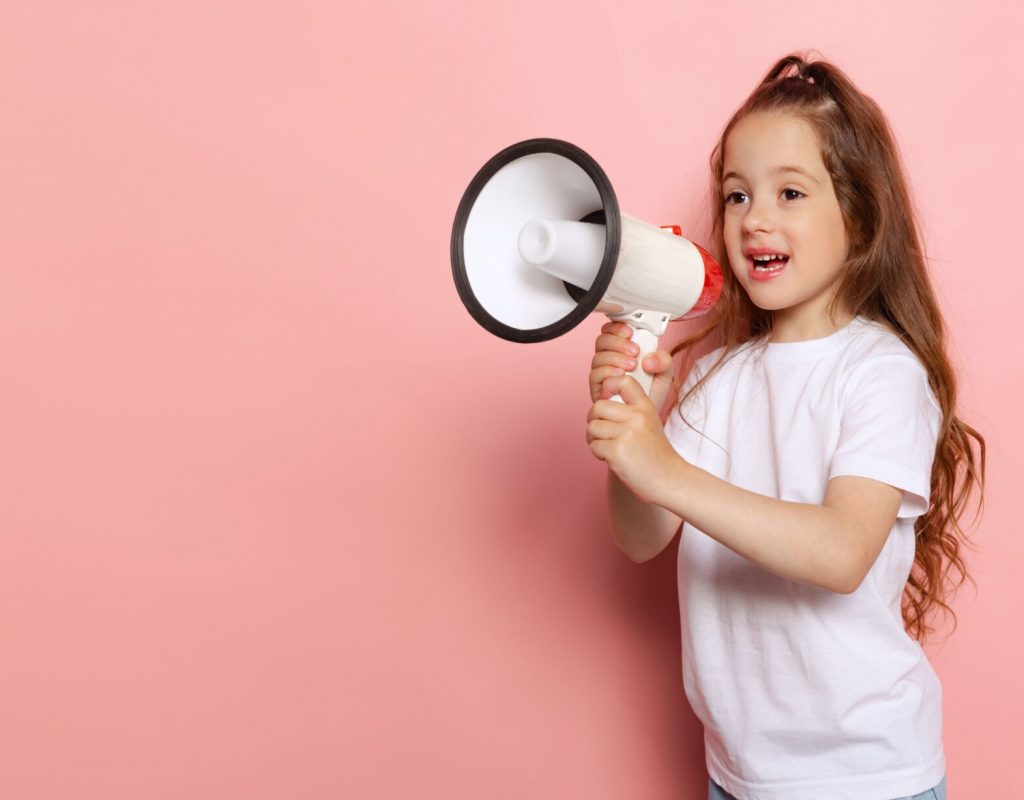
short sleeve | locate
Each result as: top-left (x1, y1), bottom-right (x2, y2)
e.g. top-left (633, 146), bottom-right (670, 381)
top-left (829, 355), bottom-right (942, 518)
top-left (663, 358), bottom-right (708, 463)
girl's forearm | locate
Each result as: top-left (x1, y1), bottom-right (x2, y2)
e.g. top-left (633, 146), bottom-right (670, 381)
top-left (651, 457), bottom-right (858, 593)
top-left (607, 470), bottom-right (683, 563)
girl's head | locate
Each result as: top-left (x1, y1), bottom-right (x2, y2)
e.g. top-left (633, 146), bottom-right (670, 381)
top-left (707, 53), bottom-right (934, 339)
top-left (674, 53), bottom-right (985, 642)
top-left (719, 110), bottom-right (850, 335)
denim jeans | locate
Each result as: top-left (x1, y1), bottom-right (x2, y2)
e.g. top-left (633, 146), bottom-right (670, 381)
top-left (708, 774), bottom-right (947, 800)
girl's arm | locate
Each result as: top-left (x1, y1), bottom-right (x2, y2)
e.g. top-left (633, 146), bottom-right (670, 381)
top-left (606, 470), bottom-right (682, 563)
top-left (656, 461), bottom-right (901, 593)
top-left (589, 376), bottom-right (903, 594)
top-left (587, 320), bottom-right (683, 564)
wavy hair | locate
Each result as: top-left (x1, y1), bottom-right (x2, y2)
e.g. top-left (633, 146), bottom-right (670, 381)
top-left (670, 52), bottom-right (985, 643)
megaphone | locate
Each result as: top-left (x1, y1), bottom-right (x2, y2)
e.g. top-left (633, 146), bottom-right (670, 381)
top-left (450, 138), bottom-right (722, 400)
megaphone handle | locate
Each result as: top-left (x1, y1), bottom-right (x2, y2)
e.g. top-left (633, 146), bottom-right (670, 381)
top-left (611, 325), bottom-right (659, 403)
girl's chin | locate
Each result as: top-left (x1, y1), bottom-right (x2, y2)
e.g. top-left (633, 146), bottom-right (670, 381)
top-left (746, 296), bottom-right (789, 311)
top-left (734, 277), bottom-right (790, 311)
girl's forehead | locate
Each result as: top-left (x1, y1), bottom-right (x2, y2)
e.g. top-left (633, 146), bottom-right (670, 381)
top-left (723, 112), bottom-right (827, 177)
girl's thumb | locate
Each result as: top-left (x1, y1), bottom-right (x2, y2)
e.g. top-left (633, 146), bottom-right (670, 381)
top-left (643, 351), bottom-right (673, 376)
top-left (644, 351), bottom-right (675, 407)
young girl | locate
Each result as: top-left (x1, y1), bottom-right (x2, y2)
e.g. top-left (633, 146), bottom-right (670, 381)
top-left (585, 54), bottom-right (984, 800)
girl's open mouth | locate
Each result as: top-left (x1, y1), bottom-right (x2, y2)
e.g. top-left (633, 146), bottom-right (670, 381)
top-left (748, 254), bottom-right (789, 282)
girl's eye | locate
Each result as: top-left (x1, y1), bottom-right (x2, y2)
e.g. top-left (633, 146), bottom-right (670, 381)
top-left (782, 188), bottom-right (805, 201)
top-left (724, 191), bottom-right (747, 205)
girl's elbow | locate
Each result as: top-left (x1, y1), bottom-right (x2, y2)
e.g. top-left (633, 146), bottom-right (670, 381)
top-left (629, 548), bottom-right (660, 565)
top-left (617, 539), bottom-right (661, 564)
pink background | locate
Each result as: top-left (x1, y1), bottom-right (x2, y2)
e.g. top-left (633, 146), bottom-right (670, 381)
top-left (2, 2), bottom-right (1019, 797)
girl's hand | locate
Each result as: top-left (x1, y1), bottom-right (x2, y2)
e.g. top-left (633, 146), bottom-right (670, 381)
top-left (586, 374), bottom-right (685, 505)
top-left (588, 321), bottom-right (675, 409)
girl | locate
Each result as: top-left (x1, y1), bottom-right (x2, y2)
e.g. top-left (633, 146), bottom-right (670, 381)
top-left (585, 54), bottom-right (984, 800)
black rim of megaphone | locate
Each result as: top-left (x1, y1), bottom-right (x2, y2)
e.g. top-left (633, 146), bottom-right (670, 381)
top-left (451, 137), bottom-right (621, 343)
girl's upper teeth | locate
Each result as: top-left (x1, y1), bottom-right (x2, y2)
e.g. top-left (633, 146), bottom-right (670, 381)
top-left (753, 254), bottom-right (785, 261)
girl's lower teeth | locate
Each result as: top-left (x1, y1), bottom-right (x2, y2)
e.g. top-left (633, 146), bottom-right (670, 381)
top-left (754, 260), bottom-right (786, 271)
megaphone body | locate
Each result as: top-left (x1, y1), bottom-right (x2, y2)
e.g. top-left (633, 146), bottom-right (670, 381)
top-left (451, 138), bottom-right (722, 400)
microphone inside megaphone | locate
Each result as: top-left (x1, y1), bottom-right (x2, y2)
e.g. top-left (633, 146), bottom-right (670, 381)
top-left (450, 138), bottom-right (722, 402)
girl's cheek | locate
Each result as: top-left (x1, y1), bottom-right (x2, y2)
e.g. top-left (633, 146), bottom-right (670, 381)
top-left (728, 255), bottom-right (748, 280)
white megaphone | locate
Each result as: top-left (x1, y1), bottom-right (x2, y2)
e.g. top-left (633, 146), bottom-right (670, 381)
top-left (451, 138), bottom-right (722, 401)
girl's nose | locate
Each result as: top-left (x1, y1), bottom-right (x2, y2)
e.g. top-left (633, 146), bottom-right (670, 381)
top-left (741, 199), bottom-right (774, 234)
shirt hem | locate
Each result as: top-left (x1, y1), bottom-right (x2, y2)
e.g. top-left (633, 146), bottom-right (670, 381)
top-left (706, 747), bottom-right (946, 800)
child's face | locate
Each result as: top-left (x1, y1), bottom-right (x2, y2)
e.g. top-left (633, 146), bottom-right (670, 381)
top-left (721, 111), bottom-right (850, 330)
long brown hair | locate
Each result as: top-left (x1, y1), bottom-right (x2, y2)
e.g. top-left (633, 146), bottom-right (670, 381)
top-left (670, 53), bottom-right (986, 643)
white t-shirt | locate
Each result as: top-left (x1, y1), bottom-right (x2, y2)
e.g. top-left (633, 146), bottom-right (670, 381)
top-left (663, 316), bottom-right (945, 800)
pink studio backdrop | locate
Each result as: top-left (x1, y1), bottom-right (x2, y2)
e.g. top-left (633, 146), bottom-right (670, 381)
top-left (1, 1), bottom-right (1019, 798)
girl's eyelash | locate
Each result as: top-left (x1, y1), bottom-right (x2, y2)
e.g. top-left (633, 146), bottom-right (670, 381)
top-left (723, 188), bottom-right (806, 204)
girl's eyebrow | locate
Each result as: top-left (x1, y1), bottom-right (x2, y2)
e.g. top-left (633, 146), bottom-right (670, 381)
top-left (722, 166), bottom-right (821, 186)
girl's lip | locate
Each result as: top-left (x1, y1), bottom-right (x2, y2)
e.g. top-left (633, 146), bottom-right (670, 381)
top-left (747, 257), bottom-right (788, 282)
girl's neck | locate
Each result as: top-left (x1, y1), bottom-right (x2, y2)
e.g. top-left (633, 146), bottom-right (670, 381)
top-left (769, 305), bottom-right (856, 343)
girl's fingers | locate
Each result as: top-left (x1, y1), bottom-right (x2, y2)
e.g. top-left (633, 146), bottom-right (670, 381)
top-left (591, 327), bottom-right (666, 403)
top-left (591, 350), bottom-right (637, 371)
top-left (595, 333), bottom-right (641, 356)
top-left (589, 366), bottom-right (626, 401)
top-left (590, 365), bottom-right (627, 382)
top-left (599, 321), bottom-right (635, 339)
top-left (590, 396), bottom-right (635, 422)
top-left (586, 417), bottom-right (617, 442)
top-left (586, 402), bottom-right (633, 441)
top-left (592, 327), bottom-right (642, 402)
